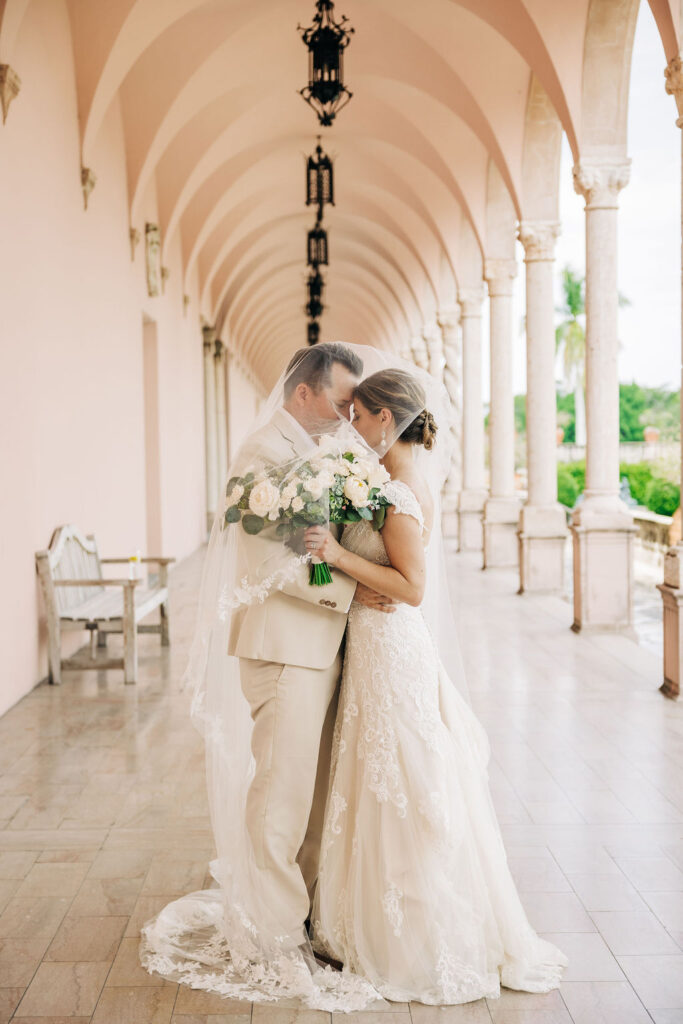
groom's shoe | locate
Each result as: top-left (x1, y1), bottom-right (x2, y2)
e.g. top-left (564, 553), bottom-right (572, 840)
top-left (314, 949), bottom-right (344, 971)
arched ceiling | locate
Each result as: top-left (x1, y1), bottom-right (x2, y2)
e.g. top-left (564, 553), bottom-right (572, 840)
top-left (1, 0), bottom-right (679, 387)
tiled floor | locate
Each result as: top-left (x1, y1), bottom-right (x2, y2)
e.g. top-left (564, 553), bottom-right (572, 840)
top-left (1, 545), bottom-right (682, 1023)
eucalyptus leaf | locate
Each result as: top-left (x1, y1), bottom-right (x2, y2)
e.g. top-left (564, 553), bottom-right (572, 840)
top-left (225, 505), bottom-right (241, 524)
top-left (242, 514), bottom-right (265, 535)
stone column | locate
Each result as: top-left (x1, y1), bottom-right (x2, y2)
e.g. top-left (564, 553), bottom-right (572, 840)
top-left (437, 307), bottom-right (462, 538)
top-left (458, 288), bottom-right (488, 551)
top-left (202, 326), bottom-right (219, 532)
top-left (658, 57), bottom-right (683, 696)
top-left (571, 158), bottom-right (635, 632)
top-left (517, 222), bottom-right (569, 592)
top-left (423, 322), bottom-right (445, 382)
top-left (483, 259), bottom-right (521, 567)
top-left (214, 338), bottom-right (228, 498)
top-left (410, 334), bottom-right (430, 371)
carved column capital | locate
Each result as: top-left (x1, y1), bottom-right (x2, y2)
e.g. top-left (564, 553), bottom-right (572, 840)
top-left (572, 158), bottom-right (631, 210)
top-left (665, 54), bottom-right (683, 124)
top-left (458, 286), bottom-right (485, 318)
top-left (202, 324), bottom-right (217, 350)
top-left (0, 64), bottom-right (21, 125)
top-left (410, 334), bottom-right (429, 370)
top-left (437, 305), bottom-right (461, 336)
top-left (214, 338), bottom-right (224, 360)
top-left (129, 227), bottom-right (140, 261)
top-left (484, 259), bottom-right (517, 297)
top-left (518, 220), bottom-right (561, 262)
top-left (81, 167), bottom-right (96, 211)
top-left (145, 223), bottom-right (161, 297)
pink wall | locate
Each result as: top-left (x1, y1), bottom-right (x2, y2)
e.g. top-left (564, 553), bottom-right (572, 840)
top-left (0, 0), bottom-right (248, 716)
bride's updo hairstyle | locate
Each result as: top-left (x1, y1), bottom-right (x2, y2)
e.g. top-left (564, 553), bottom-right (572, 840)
top-left (354, 368), bottom-right (438, 450)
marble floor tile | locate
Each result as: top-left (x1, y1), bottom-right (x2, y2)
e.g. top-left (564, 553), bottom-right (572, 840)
top-left (89, 984), bottom-right (177, 1023)
top-left (0, 549), bottom-right (681, 1020)
top-left (616, 954), bottom-right (683, 1010)
top-left (14, 960), bottom-right (110, 1016)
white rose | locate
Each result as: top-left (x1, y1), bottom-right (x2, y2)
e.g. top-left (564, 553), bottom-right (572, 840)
top-left (368, 464), bottom-right (391, 489)
top-left (349, 458), bottom-right (372, 478)
top-left (344, 477), bottom-right (370, 507)
top-left (249, 479), bottom-right (280, 518)
top-left (292, 496), bottom-right (305, 513)
top-left (317, 469), bottom-right (335, 489)
top-left (334, 459), bottom-right (351, 477)
top-left (307, 477), bottom-right (324, 500)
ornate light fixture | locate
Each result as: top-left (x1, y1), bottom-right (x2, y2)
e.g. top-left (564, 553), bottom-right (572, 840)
top-left (305, 269), bottom-right (325, 320)
top-left (307, 220), bottom-right (329, 267)
top-left (307, 320), bottom-right (321, 345)
top-left (306, 138), bottom-right (334, 211)
top-left (298, 0), bottom-right (354, 127)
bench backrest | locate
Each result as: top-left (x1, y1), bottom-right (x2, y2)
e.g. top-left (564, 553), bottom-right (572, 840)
top-left (36, 524), bottom-right (104, 615)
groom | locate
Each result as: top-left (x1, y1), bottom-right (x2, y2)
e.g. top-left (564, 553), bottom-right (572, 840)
top-left (227, 342), bottom-right (395, 944)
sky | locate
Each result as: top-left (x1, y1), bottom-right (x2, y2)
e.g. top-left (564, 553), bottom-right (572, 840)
top-left (486, 2), bottom-right (681, 401)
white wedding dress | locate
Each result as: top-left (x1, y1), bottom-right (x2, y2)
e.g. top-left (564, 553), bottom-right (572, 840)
top-left (311, 481), bottom-right (569, 1004)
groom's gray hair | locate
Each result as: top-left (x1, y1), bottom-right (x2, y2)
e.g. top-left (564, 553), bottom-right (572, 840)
top-left (283, 342), bottom-right (363, 399)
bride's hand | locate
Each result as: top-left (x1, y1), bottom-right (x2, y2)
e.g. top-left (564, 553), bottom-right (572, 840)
top-left (304, 526), bottom-right (344, 566)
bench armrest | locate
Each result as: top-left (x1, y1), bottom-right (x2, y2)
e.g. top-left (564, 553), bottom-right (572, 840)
top-left (100, 557), bottom-right (176, 565)
top-left (53, 578), bottom-right (141, 587)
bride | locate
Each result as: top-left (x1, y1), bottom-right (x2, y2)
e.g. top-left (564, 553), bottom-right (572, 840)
top-left (303, 366), bottom-right (569, 1003)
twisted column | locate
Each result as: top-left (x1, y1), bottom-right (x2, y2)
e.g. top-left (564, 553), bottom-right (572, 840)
top-left (517, 221), bottom-right (568, 593)
top-left (482, 258), bottom-right (521, 567)
top-left (457, 288), bottom-right (487, 551)
top-left (437, 307), bottom-right (462, 537)
top-left (202, 326), bottom-right (219, 531)
top-left (570, 158), bottom-right (635, 632)
top-left (214, 338), bottom-right (228, 497)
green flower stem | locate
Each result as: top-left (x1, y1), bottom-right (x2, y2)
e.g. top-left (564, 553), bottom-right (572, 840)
top-left (309, 561), bottom-right (333, 586)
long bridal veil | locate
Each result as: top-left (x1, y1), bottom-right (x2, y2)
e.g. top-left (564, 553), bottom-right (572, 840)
top-left (138, 342), bottom-right (479, 1009)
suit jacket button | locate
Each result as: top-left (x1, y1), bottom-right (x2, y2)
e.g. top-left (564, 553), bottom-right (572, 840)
top-left (331, 601), bottom-right (337, 608)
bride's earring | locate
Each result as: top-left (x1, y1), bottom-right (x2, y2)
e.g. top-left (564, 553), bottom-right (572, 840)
top-left (380, 429), bottom-right (387, 451)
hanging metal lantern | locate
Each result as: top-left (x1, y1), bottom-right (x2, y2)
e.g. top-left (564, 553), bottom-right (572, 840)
top-left (298, 0), bottom-right (354, 127)
top-left (306, 138), bottom-right (334, 210)
top-left (305, 269), bottom-right (325, 319)
top-left (307, 221), bottom-right (329, 267)
top-left (308, 320), bottom-right (321, 345)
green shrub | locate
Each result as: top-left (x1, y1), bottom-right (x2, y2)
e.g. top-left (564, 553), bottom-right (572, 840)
top-left (619, 462), bottom-right (654, 505)
top-left (644, 478), bottom-right (680, 517)
top-left (557, 466), bottom-right (579, 508)
top-left (563, 459), bottom-right (585, 493)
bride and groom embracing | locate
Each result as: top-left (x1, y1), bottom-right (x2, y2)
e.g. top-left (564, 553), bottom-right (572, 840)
top-left (139, 341), bottom-right (568, 1010)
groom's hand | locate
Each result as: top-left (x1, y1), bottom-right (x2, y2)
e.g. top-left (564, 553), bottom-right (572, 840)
top-left (354, 583), bottom-right (397, 613)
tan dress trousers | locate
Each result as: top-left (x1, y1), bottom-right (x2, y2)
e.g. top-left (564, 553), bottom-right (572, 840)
top-left (239, 652), bottom-right (342, 935)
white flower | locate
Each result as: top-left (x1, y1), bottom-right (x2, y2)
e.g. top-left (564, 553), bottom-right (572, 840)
top-left (343, 477), bottom-right (370, 507)
top-left (349, 458), bottom-right (372, 478)
top-left (368, 464), bottom-right (391, 489)
top-left (249, 479), bottom-right (281, 518)
top-left (307, 477), bottom-right (324, 500)
top-left (317, 434), bottom-right (345, 456)
top-left (292, 496), bottom-right (305, 513)
top-left (316, 469), bottom-right (336, 489)
top-left (227, 483), bottom-right (244, 505)
top-left (268, 508), bottom-right (280, 521)
top-left (333, 459), bottom-right (351, 477)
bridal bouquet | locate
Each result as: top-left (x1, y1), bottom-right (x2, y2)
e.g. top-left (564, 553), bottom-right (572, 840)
top-left (222, 434), bottom-right (393, 585)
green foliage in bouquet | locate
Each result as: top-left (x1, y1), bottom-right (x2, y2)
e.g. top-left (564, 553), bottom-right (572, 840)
top-left (221, 439), bottom-right (394, 585)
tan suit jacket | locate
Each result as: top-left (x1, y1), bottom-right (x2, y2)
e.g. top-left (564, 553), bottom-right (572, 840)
top-left (227, 408), bottom-right (357, 670)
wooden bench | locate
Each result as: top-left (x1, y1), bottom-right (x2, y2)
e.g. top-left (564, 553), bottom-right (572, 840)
top-left (35, 524), bottom-right (175, 685)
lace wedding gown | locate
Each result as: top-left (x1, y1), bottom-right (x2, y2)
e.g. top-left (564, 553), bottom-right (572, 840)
top-left (311, 480), bottom-right (569, 1004)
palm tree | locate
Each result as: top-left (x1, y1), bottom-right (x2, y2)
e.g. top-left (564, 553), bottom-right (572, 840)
top-left (555, 267), bottom-right (586, 446)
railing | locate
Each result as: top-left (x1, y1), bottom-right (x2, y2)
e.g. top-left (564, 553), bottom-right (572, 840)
top-left (557, 442), bottom-right (679, 464)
